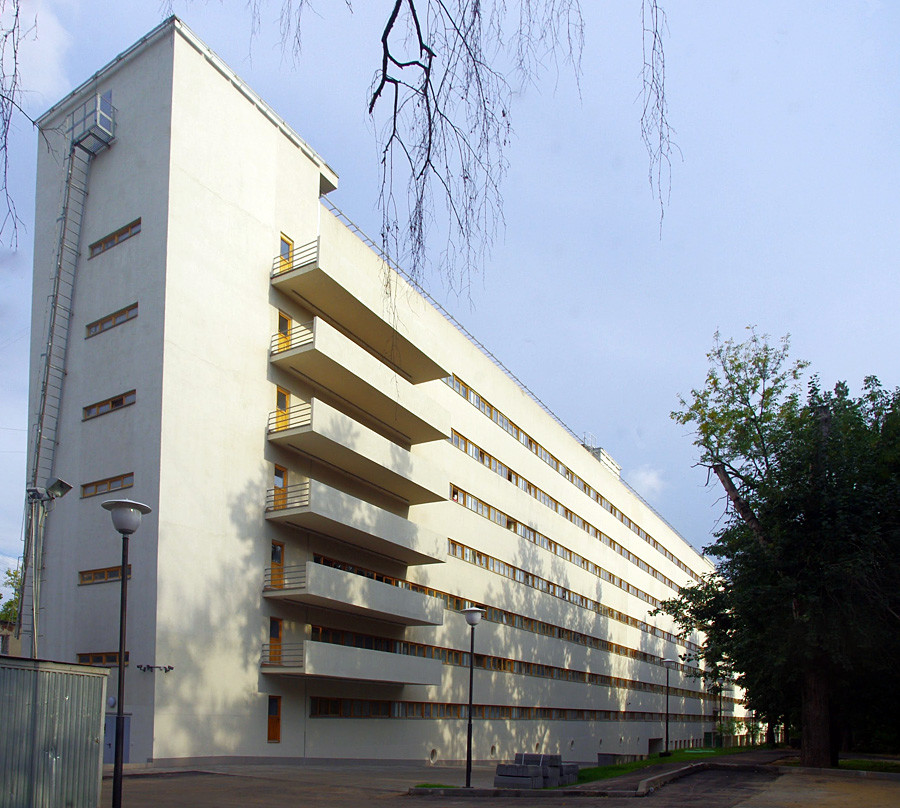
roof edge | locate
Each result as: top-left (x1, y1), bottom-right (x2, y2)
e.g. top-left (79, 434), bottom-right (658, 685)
top-left (36, 15), bottom-right (339, 190)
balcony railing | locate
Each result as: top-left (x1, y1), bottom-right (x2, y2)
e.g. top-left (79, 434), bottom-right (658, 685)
top-left (267, 402), bottom-right (313, 434)
top-left (261, 642), bottom-right (304, 667)
top-left (271, 239), bottom-right (318, 278)
top-left (269, 320), bottom-right (314, 356)
top-left (265, 480), bottom-right (310, 512)
top-left (264, 563), bottom-right (307, 590)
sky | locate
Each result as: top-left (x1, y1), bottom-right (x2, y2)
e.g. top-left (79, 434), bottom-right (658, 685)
top-left (2, 0), bottom-right (899, 594)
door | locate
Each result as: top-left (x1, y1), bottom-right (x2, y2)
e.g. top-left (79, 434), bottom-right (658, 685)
top-left (279, 235), bottom-right (293, 272)
top-left (103, 714), bottom-right (130, 764)
top-left (273, 465), bottom-right (287, 510)
top-left (269, 617), bottom-right (283, 665)
top-left (275, 387), bottom-right (290, 431)
top-left (267, 695), bottom-right (281, 743)
top-left (277, 310), bottom-right (291, 352)
top-left (271, 541), bottom-right (285, 589)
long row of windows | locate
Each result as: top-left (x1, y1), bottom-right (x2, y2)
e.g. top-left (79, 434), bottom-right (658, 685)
top-left (83, 390), bottom-right (135, 420)
top-left (452, 485), bottom-right (663, 610)
top-left (313, 554), bottom-right (702, 666)
top-left (88, 219), bottom-right (141, 258)
top-left (86, 302), bottom-right (138, 338)
top-left (78, 565), bottom-right (131, 586)
top-left (309, 625), bottom-right (710, 703)
top-left (446, 375), bottom-right (701, 582)
top-left (78, 651), bottom-right (129, 667)
top-left (81, 472), bottom-right (133, 499)
top-left (310, 697), bottom-right (708, 723)
top-left (452, 431), bottom-right (682, 593)
top-left (448, 539), bottom-right (704, 668)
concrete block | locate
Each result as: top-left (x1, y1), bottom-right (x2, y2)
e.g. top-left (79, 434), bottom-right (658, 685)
top-left (493, 774), bottom-right (542, 789)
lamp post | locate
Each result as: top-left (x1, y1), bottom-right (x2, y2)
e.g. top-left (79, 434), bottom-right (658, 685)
top-left (662, 658), bottom-right (677, 756)
top-left (461, 606), bottom-right (484, 788)
top-left (102, 498), bottom-right (151, 808)
top-left (23, 478), bottom-right (71, 657)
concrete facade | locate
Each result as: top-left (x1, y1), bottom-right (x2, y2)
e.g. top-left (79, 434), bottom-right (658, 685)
top-left (26, 17), bottom-right (736, 765)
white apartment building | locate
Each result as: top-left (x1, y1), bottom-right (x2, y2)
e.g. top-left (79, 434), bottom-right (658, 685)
top-left (25, 17), bottom-right (731, 765)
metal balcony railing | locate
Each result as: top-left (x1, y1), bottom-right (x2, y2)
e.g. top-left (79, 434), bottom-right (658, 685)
top-left (261, 642), bottom-right (304, 667)
top-left (269, 320), bottom-right (314, 356)
top-left (271, 239), bottom-right (318, 277)
top-left (264, 563), bottom-right (307, 591)
top-left (267, 402), bottom-right (313, 434)
top-left (265, 480), bottom-right (311, 512)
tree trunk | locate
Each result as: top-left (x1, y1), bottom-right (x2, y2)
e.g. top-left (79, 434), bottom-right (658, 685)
top-left (800, 663), bottom-right (834, 767)
top-left (764, 716), bottom-right (776, 747)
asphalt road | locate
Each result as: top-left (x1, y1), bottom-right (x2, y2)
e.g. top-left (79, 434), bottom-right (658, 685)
top-left (100, 758), bottom-right (900, 808)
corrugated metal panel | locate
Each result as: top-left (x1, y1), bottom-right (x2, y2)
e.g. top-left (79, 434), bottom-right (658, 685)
top-left (0, 657), bottom-right (108, 808)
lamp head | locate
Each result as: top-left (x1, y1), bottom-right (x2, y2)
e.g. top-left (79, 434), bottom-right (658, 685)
top-left (663, 658), bottom-right (677, 670)
top-left (102, 499), bottom-right (152, 535)
top-left (461, 606), bottom-right (485, 627)
top-left (47, 478), bottom-right (72, 499)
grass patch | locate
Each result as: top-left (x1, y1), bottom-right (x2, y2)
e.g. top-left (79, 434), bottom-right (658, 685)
top-left (576, 746), bottom-right (763, 785)
top-left (839, 759), bottom-right (900, 774)
top-left (414, 783), bottom-right (457, 789)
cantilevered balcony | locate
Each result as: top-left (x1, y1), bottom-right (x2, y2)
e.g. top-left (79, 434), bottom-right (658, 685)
top-left (267, 398), bottom-right (446, 504)
top-left (270, 317), bottom-right (449, 444)
top-left (260, 639), bottom-right (443, 685)
top-left (265, 478), bottom-right (443, 565)
top-left (270, 234), bottom-right (447, 384)
top-left (263, 561), bottom-right (444, 626)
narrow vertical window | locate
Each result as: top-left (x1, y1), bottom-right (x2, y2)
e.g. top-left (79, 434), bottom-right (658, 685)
top-left (273, 465), bottom-right (287, 510)
top-left (277, 310), bottom-right (291, 351)
top-left (275, 387), bottom-right (290, 431)
top-left (267, 695), bottom-right (281, 743)
top-left (279, 235), bottom-right (293, 272)
top-left (270, 542), bottom-right (285, 589)
top-left (269, 618), bottom-right (283, 665)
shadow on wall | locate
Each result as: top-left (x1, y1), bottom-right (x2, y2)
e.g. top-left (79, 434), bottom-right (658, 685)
top-left (149, 470), bottom-right (266, 760)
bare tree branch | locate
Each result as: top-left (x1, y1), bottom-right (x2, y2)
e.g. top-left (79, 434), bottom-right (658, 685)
top-left (641, 0), bottom-right (677, 234)
top-left (0, 0), bottom-right (31, 247)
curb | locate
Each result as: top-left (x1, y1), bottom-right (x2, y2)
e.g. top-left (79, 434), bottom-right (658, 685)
top-left (410, 758), bottom-right (900, 799)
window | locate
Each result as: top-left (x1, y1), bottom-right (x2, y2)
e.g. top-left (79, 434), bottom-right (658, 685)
top-left (88, 219), bottom-right (141, 258)
top-left (78, 565), bottom-right (131, 585)
top-left (78, 651), bottom-right (129, 667)
top-left (272, 465), bottom-right (287, 510)
top-left (279, 234), bottom-right (293, 272)
top-left (86, 303), bottom-right (137, 338)
top-left (83, 390), bottom-right (135, 420)
top-left (275, 387), bottom-right (290, 431)
top-left (81, 472), bottom-right (133, 498)
top-left (268, 618), bottom-right (283, 665)
top-left (267, 696), bottom-right (281, 742)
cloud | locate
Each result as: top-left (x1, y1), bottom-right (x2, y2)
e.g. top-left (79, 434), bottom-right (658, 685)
top-left (628, 465), bottom-right (666, 500)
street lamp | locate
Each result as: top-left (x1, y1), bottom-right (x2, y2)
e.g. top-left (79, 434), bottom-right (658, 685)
top-left (662, 658), bottom-right (677, 756)
top-left (461, 606), bottom-right (484, 788)
top-left (102, 498), bottom-right (151, 808)
top-left (23, 478), bottom-right (72, 657)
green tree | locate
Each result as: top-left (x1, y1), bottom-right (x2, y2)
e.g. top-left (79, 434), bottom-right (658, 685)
top-left (0, 566), bottom-right (22, 624)
top-left (663, 329), bottom-right (900, 766)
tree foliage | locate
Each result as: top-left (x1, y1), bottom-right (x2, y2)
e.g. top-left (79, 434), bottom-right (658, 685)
top-left (663, 329), bottom-right (900, 765)
top-left (0, 565), bottom-right (22, 623)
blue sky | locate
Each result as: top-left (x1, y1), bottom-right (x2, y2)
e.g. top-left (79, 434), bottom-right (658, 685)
top-left (2, 0), bottom-right (899, 592)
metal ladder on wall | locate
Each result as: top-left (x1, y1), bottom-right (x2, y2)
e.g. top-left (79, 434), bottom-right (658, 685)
top-left (17, 93), bottom-right (116, 649)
